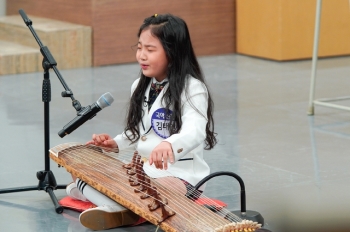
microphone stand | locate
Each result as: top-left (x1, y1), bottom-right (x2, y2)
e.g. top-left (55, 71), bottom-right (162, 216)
top-left (0, 9), bottom-right (83, 214)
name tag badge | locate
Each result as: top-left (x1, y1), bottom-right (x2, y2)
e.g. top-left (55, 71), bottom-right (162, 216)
top-left (151, 108), bottom-right (173, 139)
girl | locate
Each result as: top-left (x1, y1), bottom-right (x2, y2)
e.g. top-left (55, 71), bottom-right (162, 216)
top-left (66, 13), bottom-right (217, 230)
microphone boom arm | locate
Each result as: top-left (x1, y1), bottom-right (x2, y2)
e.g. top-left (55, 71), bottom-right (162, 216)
top-left (19, 9), bottom-right (82, 112)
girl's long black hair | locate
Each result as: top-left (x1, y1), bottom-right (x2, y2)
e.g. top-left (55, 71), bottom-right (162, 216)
top-left (124, 14), bottom-right (217, 150)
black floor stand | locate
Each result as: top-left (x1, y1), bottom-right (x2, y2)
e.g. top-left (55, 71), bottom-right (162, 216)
top-left (0, 57), bottom-right (66, 214)
top-left (0, 9), bottom-right (82, 214)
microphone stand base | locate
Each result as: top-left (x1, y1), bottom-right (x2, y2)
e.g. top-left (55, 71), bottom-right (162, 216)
top-left (231, 210), bottom-right (264, 226)
top-left (0, 171), bottom-right (66, 214)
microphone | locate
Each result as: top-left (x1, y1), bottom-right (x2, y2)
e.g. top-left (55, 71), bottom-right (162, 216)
top-left (58, 92), bottom-right (114, 138)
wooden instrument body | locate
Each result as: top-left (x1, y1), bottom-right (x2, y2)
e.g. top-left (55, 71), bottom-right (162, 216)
top-left (49, 143), bottom-right (232, 232)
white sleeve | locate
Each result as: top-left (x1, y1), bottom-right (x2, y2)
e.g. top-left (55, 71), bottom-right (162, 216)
top-left (164, 79), bottom-right (208, 161)
top-left (113, 132), bottom-right (136, 150)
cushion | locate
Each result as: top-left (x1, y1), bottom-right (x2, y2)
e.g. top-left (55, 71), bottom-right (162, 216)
top-left (59, 196), bottom-right (96, 212)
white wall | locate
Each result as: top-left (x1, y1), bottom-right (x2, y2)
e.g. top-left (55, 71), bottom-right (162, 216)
top-left (0, 0), bottom-right (6, 17)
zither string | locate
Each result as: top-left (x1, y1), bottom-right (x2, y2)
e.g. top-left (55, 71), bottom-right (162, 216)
top-left (57, 145), bottom-right (220, 231)
top-left (54, 144), bottom-right (245, 230)
top-left (56, 144), bottom-right (244, 226)
top-left (55, 143), bottom-right (243, 225)
top-left (88, 145), bottom-right (245, 224)
top-left (98, 145), bottom-right (245, 223)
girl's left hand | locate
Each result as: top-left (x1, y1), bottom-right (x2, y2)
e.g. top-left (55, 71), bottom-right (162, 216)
top-left (149, 141), bottom-right (174, 170)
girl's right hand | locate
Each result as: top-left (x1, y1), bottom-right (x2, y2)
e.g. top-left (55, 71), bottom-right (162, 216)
top-left (86, 133), bottom-right (118, 148)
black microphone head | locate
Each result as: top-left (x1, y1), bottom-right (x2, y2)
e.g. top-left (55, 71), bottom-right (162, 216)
top-left (97, 92), bottom-right (114, 109)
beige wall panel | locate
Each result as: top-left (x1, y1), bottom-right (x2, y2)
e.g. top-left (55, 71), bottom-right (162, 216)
top-left (7, 0), bottom-right (92, 26)
top-left (7, 0), bottom-right (235, 66)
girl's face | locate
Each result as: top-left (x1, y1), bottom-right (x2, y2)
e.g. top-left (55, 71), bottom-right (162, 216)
top-left (136, 28), bottom-right (169, 82)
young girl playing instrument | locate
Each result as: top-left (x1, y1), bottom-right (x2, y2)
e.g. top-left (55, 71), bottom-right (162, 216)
top-left (66, 13), bottom-right (217, 230)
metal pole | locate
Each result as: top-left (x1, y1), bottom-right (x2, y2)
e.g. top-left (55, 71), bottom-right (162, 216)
top-left (308, 0), bottom-right (323, 115)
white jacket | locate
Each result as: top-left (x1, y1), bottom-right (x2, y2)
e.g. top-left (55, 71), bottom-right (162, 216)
top-left (114, 76), bottom-right (210, 187)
